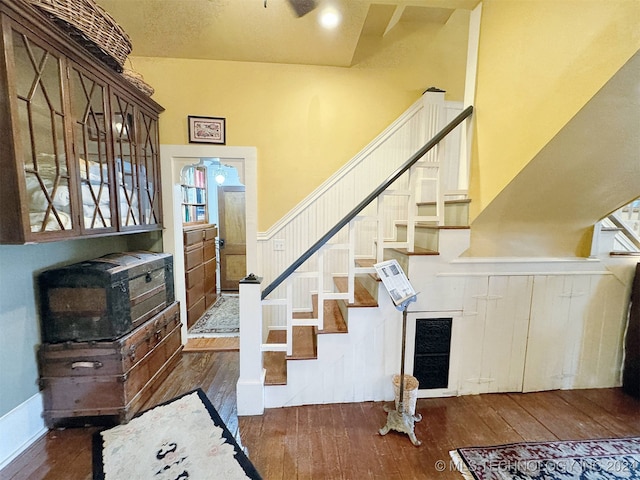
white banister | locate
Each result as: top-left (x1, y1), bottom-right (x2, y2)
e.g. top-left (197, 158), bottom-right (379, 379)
top-left (236, 274), bottom-right (265, 416)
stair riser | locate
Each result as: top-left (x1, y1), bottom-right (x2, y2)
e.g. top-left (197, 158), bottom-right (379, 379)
top-left (383, 250), bottom-right (409, 276)
top-left (355, 273), bottom-right (379, 302)
top-left (396, 225), bottom-right (439, 251)
top-left (417, 203), bottom-right (469, 226)
top-left (395, 226), bottom-right (470, 258)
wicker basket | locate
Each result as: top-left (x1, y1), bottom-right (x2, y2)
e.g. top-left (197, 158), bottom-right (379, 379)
top-left (122, 68), bottom-right (155, 97)
top-left (29, 0), bottom-right (132, 71)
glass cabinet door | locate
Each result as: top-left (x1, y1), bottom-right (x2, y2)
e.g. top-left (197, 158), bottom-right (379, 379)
top-left (12, 29), bottom-right (76, 235)
top-left (111, 93), bottom-right (139, 228)
top-left (68, 67), bottom-right (114, 231)
top-left (137, 109), bottom-right (161, 226)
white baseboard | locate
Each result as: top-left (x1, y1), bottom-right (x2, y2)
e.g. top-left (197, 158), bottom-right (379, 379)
top-left (0, 393), bottom-right (47, 471)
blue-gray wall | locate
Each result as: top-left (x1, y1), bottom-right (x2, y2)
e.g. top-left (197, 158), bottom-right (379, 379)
top-left (0, 232), bottom-right (162, 418)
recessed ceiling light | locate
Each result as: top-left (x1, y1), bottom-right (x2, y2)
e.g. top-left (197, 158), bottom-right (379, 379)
top-left (319, 7), bottom-right (341, 29)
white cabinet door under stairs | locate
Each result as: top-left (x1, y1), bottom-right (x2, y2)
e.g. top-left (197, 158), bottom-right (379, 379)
top-left (409, 272), bottom-right (627, 397)
top-left (523, 274), bottom-right (627, 392)
top-left (455, 275), bottom-right (532, 395)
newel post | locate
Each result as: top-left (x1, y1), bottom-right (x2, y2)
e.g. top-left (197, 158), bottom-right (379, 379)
top-left (236, 273), bottom-right (265, 415)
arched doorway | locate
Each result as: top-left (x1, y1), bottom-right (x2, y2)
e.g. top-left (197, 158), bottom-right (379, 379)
top-left (160, 145), bottom-right (258, 342)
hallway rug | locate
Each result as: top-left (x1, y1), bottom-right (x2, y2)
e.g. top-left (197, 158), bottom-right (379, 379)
top-left (93, 389), bottom-right (262, 480)
top-left (188, 294), bottom-right (239, 338)
top-left (450, 437), bottom-right (640, 480)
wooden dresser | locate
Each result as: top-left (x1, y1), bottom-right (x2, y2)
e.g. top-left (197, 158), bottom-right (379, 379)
top-left (184, 224), bottom-right (218, 328)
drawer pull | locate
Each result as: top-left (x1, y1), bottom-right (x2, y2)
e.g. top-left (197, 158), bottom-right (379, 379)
top-left (71, 361), bottom-right (102, 369)
top-left (145, 272), bottom-right (152, 283)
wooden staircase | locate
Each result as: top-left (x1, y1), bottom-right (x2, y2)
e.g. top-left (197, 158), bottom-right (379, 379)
top-left (263, 198), bottom-right (471, 388)
top-left (264, 277), bottom-right (376, 386)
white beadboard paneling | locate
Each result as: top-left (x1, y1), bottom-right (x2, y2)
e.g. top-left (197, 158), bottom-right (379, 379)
top-left (456, 276), bottom-right (489, 395)
top-left (454, 275), bottom-right (532, 395)
top-left (524, 275), bottom-right (569, 392)
top-left (575, 274), bottom-right (627, 388)
top-left (524, 275), bottom-right (605, 392)
top-left (482, 276), bottom-right (532, 392)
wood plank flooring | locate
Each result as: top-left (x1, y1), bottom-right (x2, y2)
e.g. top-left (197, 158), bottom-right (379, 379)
top-left (183, 336), bottom-right (239, 352)
top-left (3, 350), bottom-right (640, 480)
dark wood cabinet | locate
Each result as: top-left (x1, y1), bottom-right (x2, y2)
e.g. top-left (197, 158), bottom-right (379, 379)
top-left (183, 224), bottom-right (218, 328)
top-left (0, 0), bottom-right (164, 244)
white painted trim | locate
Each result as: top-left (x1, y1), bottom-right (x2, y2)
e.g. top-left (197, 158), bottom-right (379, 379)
top-left (160, 144), bottom-right (258, 341)
top-left (451, 257), bottom-right (602, 264)
top-left (439, 271), bottom-right (613, 277)
top-left (0, 393), bottom-right (47, 471)
top-left (458, 1), bottom-right (482, 192)
top-left (405, 310), bottom-right (463, 399)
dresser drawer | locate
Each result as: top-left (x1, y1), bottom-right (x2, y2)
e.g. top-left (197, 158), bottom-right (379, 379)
top-left (184, 246), bottom-right (203, 271)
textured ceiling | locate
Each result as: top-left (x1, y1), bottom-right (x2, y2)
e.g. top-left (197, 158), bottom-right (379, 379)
top-left (94, 0), bottom-right (479, 67)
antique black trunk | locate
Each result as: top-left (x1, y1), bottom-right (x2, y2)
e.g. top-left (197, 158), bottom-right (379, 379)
top-left (39, 251), bottom-right (174, 343)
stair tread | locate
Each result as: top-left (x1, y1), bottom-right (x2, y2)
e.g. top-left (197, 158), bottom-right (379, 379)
top-left (417, 198), bottom-right (470, 206)
top-left (333, 277), bottom-right (378, 307)
top-left (265, 327), bottom-right (317, 360)
top-left (355, 258), bottom-right (376, 268)
top-left (355, 259), bottom-right (381, 281)
top-left (396, 221), bottom-right (470, 230)
top-left (388, 246), bottom-right (439, 256)
top-left (312, 295), bottom-right (348, 334)
top-left (264, 351), bottom-right (287, 385)
top-left (290, 325), bottom-right (317, 360)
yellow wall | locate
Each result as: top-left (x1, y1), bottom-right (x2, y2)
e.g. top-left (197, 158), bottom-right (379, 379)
top-left (131, 10), bottom-right (470, 231)
top-left (469, 0), bottom-right (640, 221)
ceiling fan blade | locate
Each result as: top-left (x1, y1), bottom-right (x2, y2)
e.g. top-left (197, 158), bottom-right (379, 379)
top-left (287, 0), bottom-right (317, 17)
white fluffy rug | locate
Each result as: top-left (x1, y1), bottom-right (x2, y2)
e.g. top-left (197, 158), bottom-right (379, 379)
top-left (94, 389), bottom-right (261, 479)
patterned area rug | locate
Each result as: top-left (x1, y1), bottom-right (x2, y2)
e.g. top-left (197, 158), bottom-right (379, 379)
top-left (93, 389), bottom-right (262, 479)
top-left (450, 437), bottom-right (640, 480)
top-left (188, 294), bottom-right (239, 338)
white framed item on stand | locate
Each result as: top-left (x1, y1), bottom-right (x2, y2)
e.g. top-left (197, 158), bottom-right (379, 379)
top-left (374, 259), bottom-right (422, 446)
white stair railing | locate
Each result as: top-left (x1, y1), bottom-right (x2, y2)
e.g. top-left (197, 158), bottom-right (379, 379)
top-left (256, 103), bottom-right (473, 377)
top-left (614, 199), bottom-right (640, 242)
top-left (260, 163), bottom-right (443, 357)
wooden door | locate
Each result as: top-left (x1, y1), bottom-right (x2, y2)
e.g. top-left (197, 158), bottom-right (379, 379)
top-left (217, 186), bottom-right (246, 291)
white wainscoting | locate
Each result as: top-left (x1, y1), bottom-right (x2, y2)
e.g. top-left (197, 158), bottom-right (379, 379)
top-left (409, 255), bottom-right (632, 397)
top-left (0, 393), bottom-right (47, 471)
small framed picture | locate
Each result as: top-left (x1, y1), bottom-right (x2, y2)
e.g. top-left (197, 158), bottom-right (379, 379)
top-left (188, 116), bottom-right (226, 144)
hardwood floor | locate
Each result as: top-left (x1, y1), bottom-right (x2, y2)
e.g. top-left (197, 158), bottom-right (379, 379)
top-left (4, 350), bottom-right (640, 479)
top-left (183, 336), bottom-right (239, 352)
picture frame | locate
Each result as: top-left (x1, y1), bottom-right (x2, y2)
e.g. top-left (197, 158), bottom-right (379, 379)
top-left (188, 116), bottom-right (226, 144)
